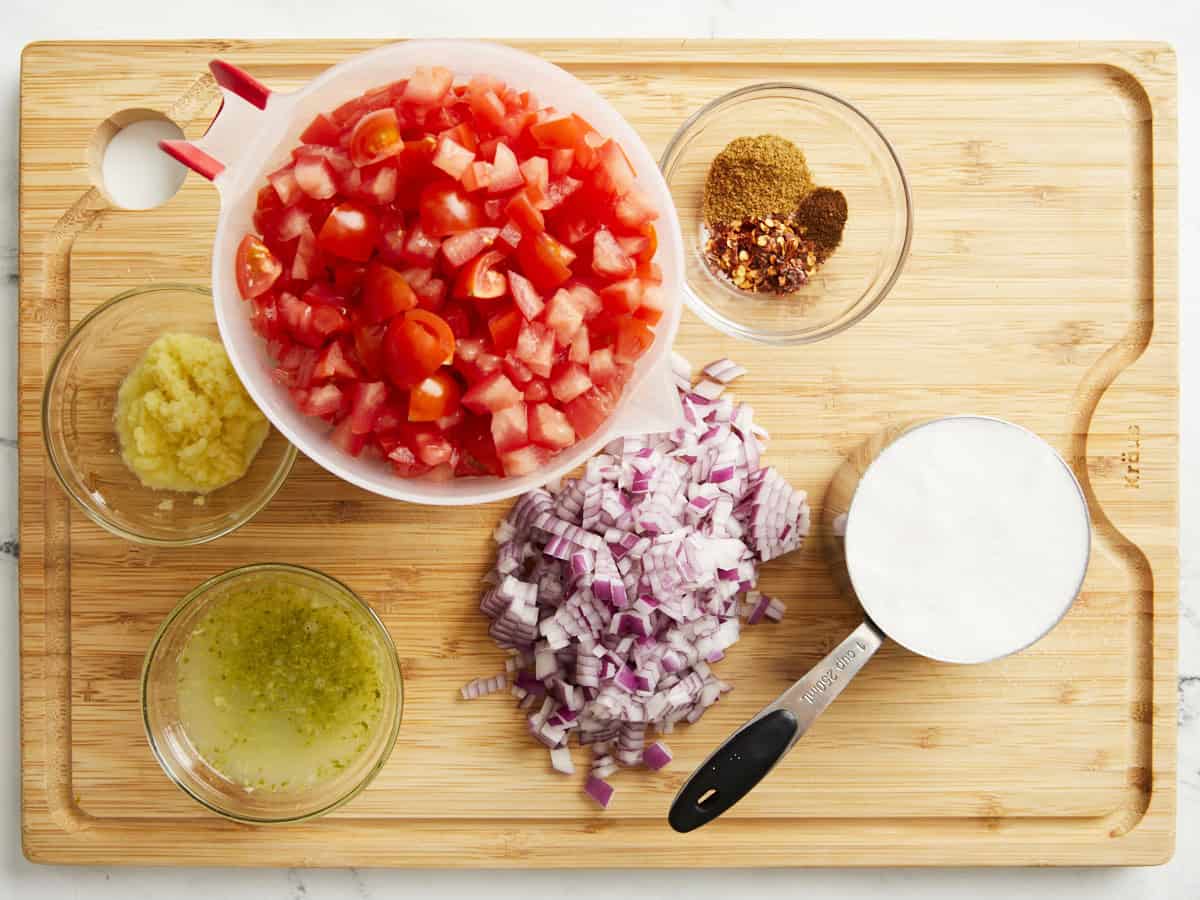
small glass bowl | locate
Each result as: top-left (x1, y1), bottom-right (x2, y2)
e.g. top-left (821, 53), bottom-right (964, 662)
top-left (660, 83), bottom-right (912, 344)
top-left (42, 284), bottom-right (296, 546)
top-left (141, 563), bottom-right (403, 824)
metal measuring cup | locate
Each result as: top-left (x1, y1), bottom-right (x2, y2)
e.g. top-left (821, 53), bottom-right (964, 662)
top-left (668, 416), bottom-right (1091, 833)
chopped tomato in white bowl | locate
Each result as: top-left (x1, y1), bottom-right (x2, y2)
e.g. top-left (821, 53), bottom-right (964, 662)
top-left (166, 41), bottom-right (683, 505)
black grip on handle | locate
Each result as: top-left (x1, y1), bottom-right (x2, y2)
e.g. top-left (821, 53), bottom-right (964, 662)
top-left (668, 708), bottom-right (799, 833)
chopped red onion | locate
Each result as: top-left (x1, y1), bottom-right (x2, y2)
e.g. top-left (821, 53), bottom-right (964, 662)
top-left (584, 776), bottom-right (615, 808)
top-left (550, 746), bottom-right (575, 775)
top-left (478, 356), bottom-right (810, 809)
top-left (460, 673), bottom-right (507, 699)
top-left (702, 358), bottom-right (749, 384)
top-left (643, 741), bottom-right (673, 770)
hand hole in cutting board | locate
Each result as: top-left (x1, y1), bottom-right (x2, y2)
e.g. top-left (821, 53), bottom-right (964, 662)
top-left (87, 109), bottom-right (187, 210)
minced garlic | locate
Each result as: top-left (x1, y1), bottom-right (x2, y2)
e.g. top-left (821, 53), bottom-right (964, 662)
top-left (115, 333), bottom-right (268, 493)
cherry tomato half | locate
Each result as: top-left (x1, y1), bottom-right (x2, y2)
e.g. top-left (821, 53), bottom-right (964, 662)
top-left (350, 108), bottom-right (402, 166)
top-left (409, 370), bottom-right (462, 422)
top-left (361, 261), bottom-right (418, 324)
top-left (318, 202), bottom-right (379, 262)
top-left (383, 309), bottom-right (456, 388)
top-left (235, 234), bottom-right (282, 299)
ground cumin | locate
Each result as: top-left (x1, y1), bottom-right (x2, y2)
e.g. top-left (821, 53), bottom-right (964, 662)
top-left (702, 134), bottom-right (813, 224)
top-left (795, 187), bottom-right (848, 261)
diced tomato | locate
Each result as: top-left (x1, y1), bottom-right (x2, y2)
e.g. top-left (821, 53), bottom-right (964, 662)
top-left (613, 187), bottom-right (658, 228)
top-left (615, 316), bottom-right (655, 362)
top-left (408, 370), bottom-right (462, 422)
top-left (294, 156), bottom-right (337, 200)
top-left (543, 288), bottom-right (585, 344)
top-left (403, 66), bottom-right (454, 106)
top-left (347, 381), bottom-right (388, 434)
top-left (490, 402), bottom-right (528, 452)
top-left (593, 140), bottom-right (636, 196)
top-left (359, 162), bottom-right (398, 205)
top-left (383, 309), bottom-right (456, 388)
top-left (488, 307), bottom-right (523, 354)
top-left (244, 70), bottom-right (663, 480)
top-left (549, 147), bottom-right (574, 177)
top-left (402, 223), bottom-right (442, 265)
top-left (312, 340), bottom-right (359, 381)
top-left (498, 219), bottom-right (523, 249)
top-left (387, 443), bottom-right (431, 478)
top-left (524, 379), bottom-right (550, 403)
top-left (505, 190), bottom-right (544, 235)
top-left (432, 135), bottom-right (475, 180)
top-left (634, 284), bottom-right (665, 325)
top-left (462, 370), bottom-right (523, 413)
top-left (394, 135), bottom-right (438, 181)
top-left (440, 121), bottom-right (478, 153)
top-left (300, 113), bottom-right (341, 147)
top-left (592, 228), bottom-right (635, 278)
top-left (362, 260), bottom-right (418, 323)
top-left (415, 276), bottom-right (448, 311)
top-left (514, 320), bottom-right (556, 378)
top-left (637, 259), bottom-right (663, 285)
top-left (267, 164), bottom-right (302, 205)
top-left (517, 231), bottom-right (575, 292)
top-left (542, 175), bottom-right (582, 211)
top-left (291, 226), bottom-right (320, 281)
top-left (329, 417), bottom-right (367, 456)
top-left (235, 235), bottom-right (282, 299)
top-left (318, 202), bottom-right (378, 261)
top-left (420, 179), bottom-right (486, 236)
top-left (250, 293), bottom-right (284, 341)
top-left (455, 411), bottom-right (504, 476)
top-left (353, 323), bottom-right (387, 379)
top-left (600, 278), bottom-right (643, 315)
top-left (296, 383), bottom-right (344, 417)
top-left (461, 160), bottom-right (493, 192)
top-left (529, 115), bottom-right (586, 149)
top-left (519, 156), bottom-right (549, 206)
top-left (488, 143), bottom-right (524, 193)
top-left (564, 386), bottom-right (616, 439)
top-left (588, 347), bottom-right (619, 386)
top-left (550, 363), bottom-right (592, 404)
top-left (454, 249), bottom-right (508, 299)
top-left (528, 403), bottom-right (575, 449)
top-left (507, 270), bottom-right (543, 319)
top-left (442, 227), bottom-right (500, 268)
top-left (499, 444), bottom-right (552, 477)
top-left (568, 327), bottom-right (590, 365)
top-left (469, 84), bottom-right (508, 131)
top-left (503, 353), bottom-right (534, 385)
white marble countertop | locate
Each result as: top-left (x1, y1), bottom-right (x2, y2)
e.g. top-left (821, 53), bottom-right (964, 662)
top-left (3, 1), bottom-right (1196, 897)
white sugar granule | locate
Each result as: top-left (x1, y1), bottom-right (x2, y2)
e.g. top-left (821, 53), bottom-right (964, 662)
top-left (845, 417), bottom-right (1090, 664)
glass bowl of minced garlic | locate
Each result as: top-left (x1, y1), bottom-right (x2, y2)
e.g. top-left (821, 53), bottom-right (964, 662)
top-left (660, 83), bottom-right (912, 345)
top-left (43, 284), bottom-right (296, 545)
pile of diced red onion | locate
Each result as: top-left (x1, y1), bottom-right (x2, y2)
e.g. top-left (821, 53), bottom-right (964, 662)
top-left (466, 356), bottom-right (810, 809)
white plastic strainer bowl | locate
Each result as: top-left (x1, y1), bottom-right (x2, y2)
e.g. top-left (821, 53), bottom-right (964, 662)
top-left (165, 40), bottom-right (684, 505)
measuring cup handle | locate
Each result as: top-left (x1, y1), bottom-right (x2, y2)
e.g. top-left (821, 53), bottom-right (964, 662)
top-left (668, 620), bottom-right (885, 833)
top-left (159, 59), bottom-right (277, 183)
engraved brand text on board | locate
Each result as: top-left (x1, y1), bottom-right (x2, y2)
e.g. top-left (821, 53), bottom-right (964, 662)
top-left (1122, 425), bottom-right (1141, 488)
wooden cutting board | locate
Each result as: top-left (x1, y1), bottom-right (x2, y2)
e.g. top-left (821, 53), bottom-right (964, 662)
top-left (18, 40), bottom-right (1178, 867)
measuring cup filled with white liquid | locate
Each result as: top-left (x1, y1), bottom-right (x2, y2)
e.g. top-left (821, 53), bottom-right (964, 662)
top-left (669, 415), bottom-right (1091, 832)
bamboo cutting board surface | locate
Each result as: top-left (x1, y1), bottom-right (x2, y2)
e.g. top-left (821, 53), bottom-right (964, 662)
top-left (18, 40), bottom-right (1178, 866)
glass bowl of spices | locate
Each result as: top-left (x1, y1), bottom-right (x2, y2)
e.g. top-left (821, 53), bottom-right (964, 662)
top-left (42, 284), bottom-right (296, 546)
top-left (142, 563), bottom-right (403, 824)
top-left (661, 83), bottom-right (911, 344)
